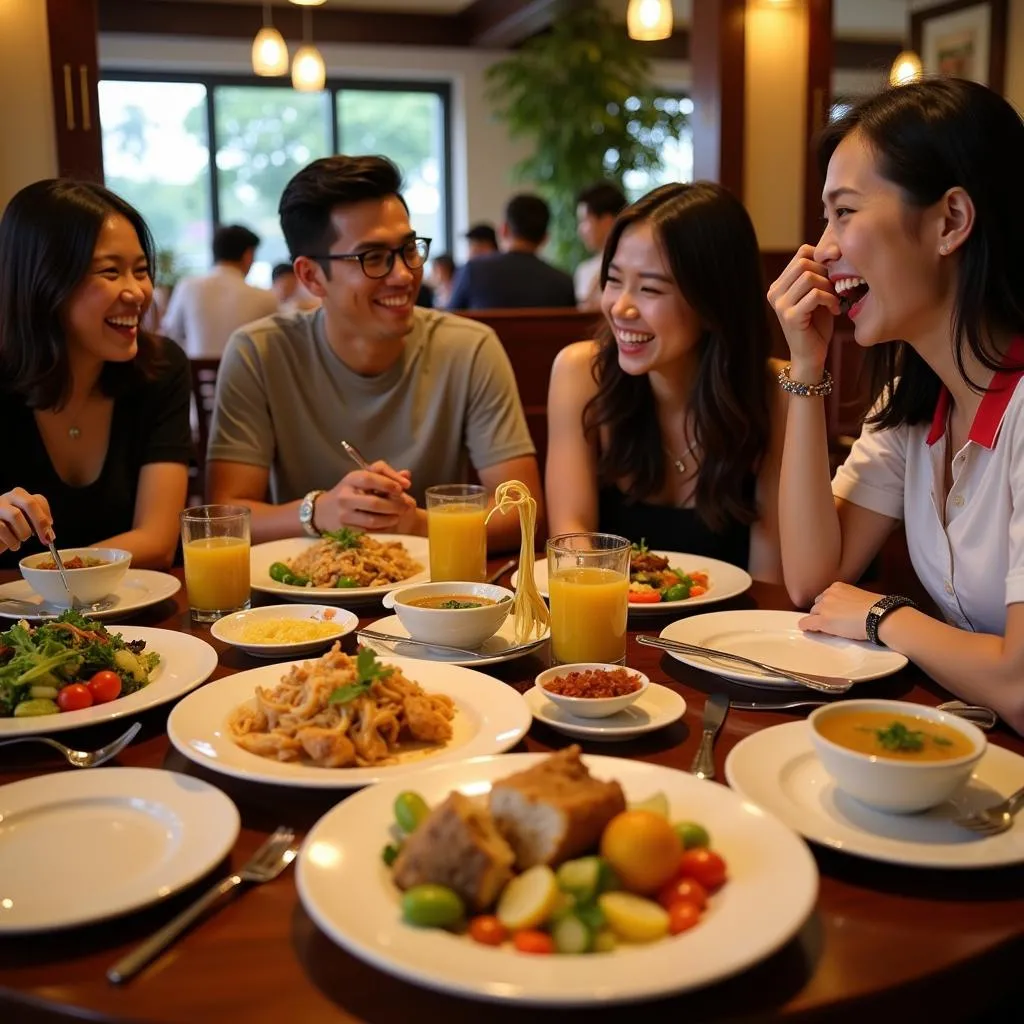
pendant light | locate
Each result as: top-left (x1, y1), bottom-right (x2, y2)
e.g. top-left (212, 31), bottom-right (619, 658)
top-left (626, 0), bottom-right (673, 42)
top-left (289, 1), bottom-right (327, 6)
top-left (251, 3), bottom-right (288, 77)
top-left (889, 50), bottom-right (923, 86)
top-left (292, 8), bottom-right (326, 92)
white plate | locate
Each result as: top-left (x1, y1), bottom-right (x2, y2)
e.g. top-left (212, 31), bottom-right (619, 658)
top-left (0, 627), bottom-right (219, 737)
top-left (211, 604), bottom-right (359, 658)
top-left (726, 721), bottom-right (1024, 869)
top-left (0, 767), bottom-right (240, 932)
top-left (167, 654), bottom-right (531, 789)
top-left (359, 614), bottom-right (549, 667)
top-left (0, 569), bottom-right (181, 622)
top-left (296, 752), bottom-right (818, 1006)
top-left (659, 610), bottom-right (908, 689)
top-left (513, 551), bottom-right (752, 614)
top-left (524, 682), bottom-right (687, 741)
top-left (250, 534), bottom-right (429, 603)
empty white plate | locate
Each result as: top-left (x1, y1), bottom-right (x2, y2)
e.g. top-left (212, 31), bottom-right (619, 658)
top-left (0, 570), bottom-right (181, 622)
top-left (726, 721), bottom-right (1024, 869)
top-left (359, 614), bottom-right (549, 667)
top-left (524, 682), bottom-right (686, 741)
top-left (659, 610), bottom-right (907, 688)
top-left (0, 767), bottom-right (240, 932)
top-left (211, 604), bottom-right (359, 658)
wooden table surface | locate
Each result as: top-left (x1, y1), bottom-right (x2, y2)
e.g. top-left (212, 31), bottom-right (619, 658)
top-left (1, 566), bottom-right (1022, 1023)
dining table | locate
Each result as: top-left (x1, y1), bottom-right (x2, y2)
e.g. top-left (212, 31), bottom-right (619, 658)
top-left (1, 561), bottom-right (1022, 1024)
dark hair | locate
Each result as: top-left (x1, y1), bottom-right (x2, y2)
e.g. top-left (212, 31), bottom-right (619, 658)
top-left (583, 182), bottom-right (772, 532)
top-left (505, 194), bottom-right (550, 245)
top-left (271, 262), bottom-right (295, 282)
top-left (465, 223), bottom-right (498, 247)
top-left (213, 224), bottom-right (260, 263)
top-left (819, 78), bottom-right (1024, 428)
top-left (0, 179), bottom-right (164, 410)
top-left (279, 155), bottom-right (407, 266)
top-left (576, 182), bottom-right (628, 219)
top-left (432, 254), bottom-right (456, 276)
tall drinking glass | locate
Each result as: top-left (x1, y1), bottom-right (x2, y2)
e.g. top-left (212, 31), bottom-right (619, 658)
top-left (547, 532), bottom-right (631, 665)
top-left (181, 505), bottom-right (251, 623)
top-left (425, 484), bottom-right (488, 582)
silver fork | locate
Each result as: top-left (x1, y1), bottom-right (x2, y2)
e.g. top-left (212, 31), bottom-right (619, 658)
top-left (637, 634), bottom-right (854, 694)
top-left (0, 722), bottom-right (141, 767)
top-left (730, 699), bottom-right (999, 730)
top-left (358, 628), bottom-right (492, 659)
top-left (951, 784), bottom-right (1024, 837)
top-left (107, 826), bottom-right (298, 984)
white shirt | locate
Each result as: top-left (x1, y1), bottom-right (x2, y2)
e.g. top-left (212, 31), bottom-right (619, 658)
top-left (832, 338), bottom-right (1024, 636)
top-left (161, 264), bottom-right (278, 358)
top-left (574, 254), bottom-right (601, 308)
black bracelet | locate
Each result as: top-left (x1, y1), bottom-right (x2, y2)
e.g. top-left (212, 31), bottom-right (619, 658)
top-left (865, 594), bottom-right (918, 646)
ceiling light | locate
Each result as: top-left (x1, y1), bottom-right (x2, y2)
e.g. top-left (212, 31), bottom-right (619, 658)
top-left (289, 1), bottom-right (327, 6)
top-left (292, 45), bottom-right (326, 91)
top-left (251, 4), bottom-right (288, 77)
top-left (889, 50), bottom-right (923, 86)
top-left (627, 0), bottom-right (673, 42)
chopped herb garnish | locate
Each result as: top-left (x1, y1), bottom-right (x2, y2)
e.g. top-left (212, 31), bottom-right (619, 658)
top-left (439, 599), bottom-right (484, 609)
top-left (859, 721), bottom-right (926, 752)
top-left (328, 647), bottom-right (394, 705)
top-left (321, 527), bottom-right (363, 549)
top-left (631, 538), bottom-right (649, 555)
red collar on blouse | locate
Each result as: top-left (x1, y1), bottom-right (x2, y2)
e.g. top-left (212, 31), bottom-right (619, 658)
top-left (926, 336), bottom-right (1024, 449)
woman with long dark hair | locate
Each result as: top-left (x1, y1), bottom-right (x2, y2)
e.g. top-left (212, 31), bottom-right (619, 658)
top-left (546, 181), bottom-right (786, 581)
top-left (768, 78), bottom-right (1024, 733)
top-left (0, 180), bottom-right (191, 568)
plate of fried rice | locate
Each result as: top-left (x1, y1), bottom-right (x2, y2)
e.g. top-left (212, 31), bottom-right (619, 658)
top-left (250, 532), bottom-right (430, 603)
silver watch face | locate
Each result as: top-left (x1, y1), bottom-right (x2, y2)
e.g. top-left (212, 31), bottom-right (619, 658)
top-left (299, 498), bottom-right (314, 524)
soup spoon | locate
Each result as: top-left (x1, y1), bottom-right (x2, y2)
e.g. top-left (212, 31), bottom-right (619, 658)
top-left (730, 698), bottom-right (997, 730)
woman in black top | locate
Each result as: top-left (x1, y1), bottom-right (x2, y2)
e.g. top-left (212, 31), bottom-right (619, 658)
top-left (546, 182), bottom-right (786, 580)
top-left (0, 180), bottom-right (192, 570)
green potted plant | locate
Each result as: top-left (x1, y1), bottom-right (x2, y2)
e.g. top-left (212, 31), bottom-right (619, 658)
top-left (486, 6), bottom-right (689, 268)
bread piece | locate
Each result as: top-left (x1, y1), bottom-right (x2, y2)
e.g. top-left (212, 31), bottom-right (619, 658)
top-left (392, 791), bottom-right (515, 911)
top-left (489, 745), bottom-right (626, 869)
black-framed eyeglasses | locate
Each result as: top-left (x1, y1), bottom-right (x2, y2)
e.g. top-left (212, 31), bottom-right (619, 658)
top-left (308, 237), bottom-right (432, 279)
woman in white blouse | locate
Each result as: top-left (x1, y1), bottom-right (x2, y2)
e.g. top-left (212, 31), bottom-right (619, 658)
top-left (768, 77), bottom-right (1024, 735)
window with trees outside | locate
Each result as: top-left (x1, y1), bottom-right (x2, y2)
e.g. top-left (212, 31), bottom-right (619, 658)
top-left (99, 76), bottom-right (451, 289)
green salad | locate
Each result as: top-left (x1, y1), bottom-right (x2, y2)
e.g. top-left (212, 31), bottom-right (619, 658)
top-left (0, 610), bottom-right (160, 717)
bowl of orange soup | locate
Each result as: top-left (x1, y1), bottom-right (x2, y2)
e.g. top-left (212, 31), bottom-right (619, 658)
top-left (809, 699), bottom-right (986, 813)
top-left (383, 581), bottom-right (514, 649)
top-left (19, 547), bottom-right (131, 608)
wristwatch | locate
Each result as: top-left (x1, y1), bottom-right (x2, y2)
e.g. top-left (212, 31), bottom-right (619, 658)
top-left (298, 489), bottom-right (325, 538)
top-left (865, 594), bottom-right (918, 646)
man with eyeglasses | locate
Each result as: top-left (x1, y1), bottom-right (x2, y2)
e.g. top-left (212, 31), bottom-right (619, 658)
top-left (206, 155), bottom-right (541, 547)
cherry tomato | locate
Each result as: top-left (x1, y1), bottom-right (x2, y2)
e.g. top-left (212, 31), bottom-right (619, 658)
top-left (678, 849), bottom-right (728, 891)
top-left (667, 900), bottom-right (702, 935)
top-left (57, 683), bottom-right (93, 712)
top-left (468, 915), bottom-right (507, 946)
top-left (87, 670), bottom-right (122, 704)
top-left (512, 930), bottom-right (554, 955)
top-left (656, 876), bottom-right (709, 912)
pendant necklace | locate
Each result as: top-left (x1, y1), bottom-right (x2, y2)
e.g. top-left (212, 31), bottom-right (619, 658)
top-left (665, 441), bottom-right (697, 474)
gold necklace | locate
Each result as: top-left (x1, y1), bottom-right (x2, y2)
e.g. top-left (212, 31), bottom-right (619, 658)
top-left (665, 441), bottom-right (697, 474)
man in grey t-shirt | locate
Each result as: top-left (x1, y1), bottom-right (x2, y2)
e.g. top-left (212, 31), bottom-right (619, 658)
top-left (207, 155), bottom-right (541, 548)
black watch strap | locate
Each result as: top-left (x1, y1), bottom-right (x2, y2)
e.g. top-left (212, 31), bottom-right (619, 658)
top-left (865, 594), bottom-right (918, 646)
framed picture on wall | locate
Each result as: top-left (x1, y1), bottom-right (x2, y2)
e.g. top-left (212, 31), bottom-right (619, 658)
top-left (910, 0), bottom-right (1008, 93)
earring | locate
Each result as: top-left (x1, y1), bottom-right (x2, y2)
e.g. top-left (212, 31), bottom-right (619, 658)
top-left (940, 244), bottom-right (949, 255)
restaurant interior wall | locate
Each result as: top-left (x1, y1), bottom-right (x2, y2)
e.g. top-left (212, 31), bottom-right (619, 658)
top-left (0, 0), bottom-right (58, 206)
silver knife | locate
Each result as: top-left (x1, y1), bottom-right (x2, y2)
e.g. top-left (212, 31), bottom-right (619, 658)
top-left (690, 693), bottom-right (730, 780)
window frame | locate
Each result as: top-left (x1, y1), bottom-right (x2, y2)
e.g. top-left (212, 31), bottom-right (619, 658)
top-left (99, 70), bottom-right (453, 257)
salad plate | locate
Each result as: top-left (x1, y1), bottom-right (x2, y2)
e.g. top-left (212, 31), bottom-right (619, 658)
top-left (0, 767), bottom-right (239, 932)
top-left (0, 570), bottom-right (181, 622)
top-left (250, 534), bottom-right (430, 603)
top-left (296, 752), bottom-right (818, 1006)
top-left (513, 551), bottom-right (752, 614)
top-left (0, 625), bottom-right (218, 737)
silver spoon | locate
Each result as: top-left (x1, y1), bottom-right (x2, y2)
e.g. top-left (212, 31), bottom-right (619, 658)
top-left (0, 721), bottom-right (142, 767)
top-left (730, 699), bottom-right (998, 730)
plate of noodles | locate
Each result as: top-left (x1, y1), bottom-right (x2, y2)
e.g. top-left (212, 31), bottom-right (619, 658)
top-left (249, 531), bottom-right (429, 603)
top-left (210, 604), bottom-right (359, 659)
top-left (166, 644), bottom-right (532, 788)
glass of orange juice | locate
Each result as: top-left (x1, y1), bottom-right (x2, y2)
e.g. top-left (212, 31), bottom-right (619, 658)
top-left (181, 505), bottom-right (251, 623)
top-left (547, 532), bottom-right (631, 665)
top-left (425, 484), bottom-right (488, 582)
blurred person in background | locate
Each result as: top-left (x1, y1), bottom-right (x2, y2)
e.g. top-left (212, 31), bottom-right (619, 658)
top-left (575, 182), bottom-right (627, 310)
top-left (465, 222), bottom-right (498, 260)
top-left (271, 262), bottom-right (320, 315)
top-left (427, 254), bottom-right (457, 308)
top-left (0, 180), bottom-right (191, 568)
top-left (161, 223), bottom-right (277, 357)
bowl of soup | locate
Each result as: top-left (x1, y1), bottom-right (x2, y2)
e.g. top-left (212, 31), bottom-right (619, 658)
top-left (19, 547), bottom-right (132, 608)
top-left (536, 663), bottom-right (649, 718)
top-left (383, 581), bottom-right (514, 648)
top-left (809, 699), bottom-right (986, 813)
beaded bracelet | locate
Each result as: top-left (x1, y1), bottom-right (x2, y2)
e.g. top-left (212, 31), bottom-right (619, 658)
top-left (777, 363), bottom-right (834, 397)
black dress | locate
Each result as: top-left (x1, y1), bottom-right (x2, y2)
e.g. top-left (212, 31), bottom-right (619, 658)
top-left (0, 341), bottom-right (193, 569)
top-left (597, 480), bottom-right (753, 569)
